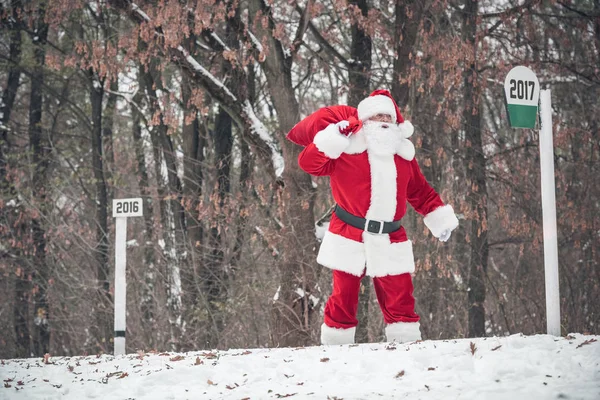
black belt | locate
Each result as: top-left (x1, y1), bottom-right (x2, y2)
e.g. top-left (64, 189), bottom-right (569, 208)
top-left (334, 205), bottom-right (401, 234)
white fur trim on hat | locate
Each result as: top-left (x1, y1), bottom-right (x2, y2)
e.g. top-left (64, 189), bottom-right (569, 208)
top-left (313, 123), bottom-right (350, 159)
top-left (357, 95), bottom-right (398, 123)
top-left (423, 204), bottom-right (459, 238)
top-left (321, 323), bottom-right (356, 345)
top-left (385, 321), bottom-right (422, 343)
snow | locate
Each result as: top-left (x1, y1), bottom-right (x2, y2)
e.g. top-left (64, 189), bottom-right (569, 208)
top-left (131, 3), bottom-right (151, 22)
top-left (176, 46), bottom-right (237, 102)
top-left (1, 334), bottom-right (598, 399)
top-left (295, 287), bottom-right (320, 307)
top-left (210, 32), bottom-right (230, 51)
top-left (247, 30), bottom-right (263, 53)
top-left (242, 100), bottom-right (285, 178)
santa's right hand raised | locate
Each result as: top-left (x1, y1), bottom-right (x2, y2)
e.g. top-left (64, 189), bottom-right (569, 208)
top-left (336, 120), bottom-right (352, 136)
top-left (313, 121), bottom-right (352, 159)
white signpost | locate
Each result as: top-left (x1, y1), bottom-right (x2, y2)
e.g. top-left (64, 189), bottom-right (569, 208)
top-left (112, 198), bottom-right (143, 355)
top-left (504, 67), bottom-right (561, 336)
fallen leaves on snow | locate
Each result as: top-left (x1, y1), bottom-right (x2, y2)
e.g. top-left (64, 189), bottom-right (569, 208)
top-left (470, 342), bottom-right (477, 355)
top-left (576, 338), bottom-right (597, 349)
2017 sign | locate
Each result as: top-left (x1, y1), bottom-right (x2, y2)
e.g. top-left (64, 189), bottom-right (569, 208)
top-left (508, 79), bottom-right (536, 101)
top-left (504, 66), bottom-right (540, 129)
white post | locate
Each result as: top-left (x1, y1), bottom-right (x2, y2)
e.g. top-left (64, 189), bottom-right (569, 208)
top-left (539, 89), bottom-right (561, 336)
top-left (114, 217), bottom-right (127, 355)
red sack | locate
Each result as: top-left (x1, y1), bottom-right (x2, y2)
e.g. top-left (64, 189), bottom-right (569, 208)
top-left (287, 105), bottom-right (358, 146)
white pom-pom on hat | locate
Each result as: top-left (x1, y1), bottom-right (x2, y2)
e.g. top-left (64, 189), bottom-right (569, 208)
top-left (398, 120), bottom-right (414, 138)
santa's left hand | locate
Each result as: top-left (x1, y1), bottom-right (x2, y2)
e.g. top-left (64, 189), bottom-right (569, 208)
top-left (438, 229), bottom-right (452, 242)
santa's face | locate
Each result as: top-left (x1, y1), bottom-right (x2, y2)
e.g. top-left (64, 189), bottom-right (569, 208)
top-left (361, 120), bottom-right (403, 156)
top-left (368, 113), bottom-right (394, 123)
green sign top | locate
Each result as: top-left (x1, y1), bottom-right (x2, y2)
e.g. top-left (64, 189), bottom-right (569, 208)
top-left (504, 66), bottom-right (540, 129)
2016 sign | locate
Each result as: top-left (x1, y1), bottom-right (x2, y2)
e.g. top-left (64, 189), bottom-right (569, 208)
top-left (112, 198), bottom-right (143, 218)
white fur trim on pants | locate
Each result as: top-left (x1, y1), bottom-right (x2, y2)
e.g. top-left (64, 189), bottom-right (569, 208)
top-left (385, 321), bottom-right (422, 343)
top-left (321, 323), bottom-right (356, 345)
top-left (423, 204), bottom-right (459, 238)
top-left (313, 123), bottom-right (350, 159)
top-left (317, 231), bottom-right (415, 278)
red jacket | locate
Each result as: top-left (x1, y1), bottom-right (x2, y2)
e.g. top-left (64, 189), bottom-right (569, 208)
top-left (289, 106), bottom-right (458, 277)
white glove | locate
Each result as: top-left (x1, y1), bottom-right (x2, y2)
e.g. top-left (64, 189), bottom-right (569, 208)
top-left (336, 120), bottom-right (350, 135)
top-left (438, 229), bottom-right (452, 242)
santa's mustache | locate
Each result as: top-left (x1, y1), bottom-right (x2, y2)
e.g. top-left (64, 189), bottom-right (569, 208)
top-left (362, 120), bottom-right (399, 132)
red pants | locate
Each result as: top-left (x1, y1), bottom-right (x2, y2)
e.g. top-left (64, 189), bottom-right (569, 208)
top-left (323, 270), bottom-right (420, 329)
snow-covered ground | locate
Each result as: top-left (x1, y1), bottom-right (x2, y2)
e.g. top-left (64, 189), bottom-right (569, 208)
top-left (1, 333), bottom-right (598, 400)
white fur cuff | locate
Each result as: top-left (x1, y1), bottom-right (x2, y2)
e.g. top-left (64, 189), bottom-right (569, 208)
top-left (321, 323), bottom-right (356, 345)
top-left (423, 204), bottom-right (459, 238)
top-left (313, 123), bottom-right (350, 159)
top-left (385, 322), bottom-right (421, 343)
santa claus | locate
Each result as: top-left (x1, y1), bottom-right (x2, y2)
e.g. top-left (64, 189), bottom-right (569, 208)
top-left (287, 90), bottom-right (459, 345)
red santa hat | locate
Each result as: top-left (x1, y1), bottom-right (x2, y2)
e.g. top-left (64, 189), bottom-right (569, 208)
top-left (357, 89), bottom-right (414, 137)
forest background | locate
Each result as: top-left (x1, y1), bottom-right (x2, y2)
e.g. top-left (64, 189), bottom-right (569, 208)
top-left (0, 0), bottom-right (598, 359)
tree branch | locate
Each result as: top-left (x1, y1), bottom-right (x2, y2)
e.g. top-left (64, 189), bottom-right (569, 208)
top-left (107, 0), bottom-right (284, 181)
top-left (291, 0), bottom-right (313, 56)
top-left (296, 4), bottom-right (350, 68)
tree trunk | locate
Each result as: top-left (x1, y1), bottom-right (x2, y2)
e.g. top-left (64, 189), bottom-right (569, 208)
top-left (347, 0), bottom-right (372, 107)
top-left (249, 0), bottom-right (320, 347)
top-left (142, 64), bottom-right (184, 350)
top-left (28, 2), bottom-right (50, 357)
top-left (89, 70), bottom-right (112, 352)
top-left (2, 2), bottom-right (30, 359)
top-left (200, 8), bottom-right (241, 347)
top-left (180, 65), bottom-right (205, 340)
top-left (462, 0), bottom-right (488, 338)
top-left (391, 0), bottom-right (423, 109)
top-left (131, 81), bottom-right (157, 346)
top-left (202, 107), bottom-right (233, 347)
top-left (101, 8), bottom-right (119, 200)
top-left (102, 80), bottom-right (118, 199)
top-left (0, 2), bottom-right (21, 189)
top-left (347, 0), bottom-right (373, 344)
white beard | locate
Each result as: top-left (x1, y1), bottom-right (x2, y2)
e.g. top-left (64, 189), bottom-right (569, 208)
top-left (361, 121), bottom-right (403, 156)
top-left (345, 120), bottom-right (416, 161)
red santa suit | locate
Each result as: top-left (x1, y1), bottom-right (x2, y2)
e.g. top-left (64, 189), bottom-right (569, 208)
top-left (288, 90), bottom-right (459, 345)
